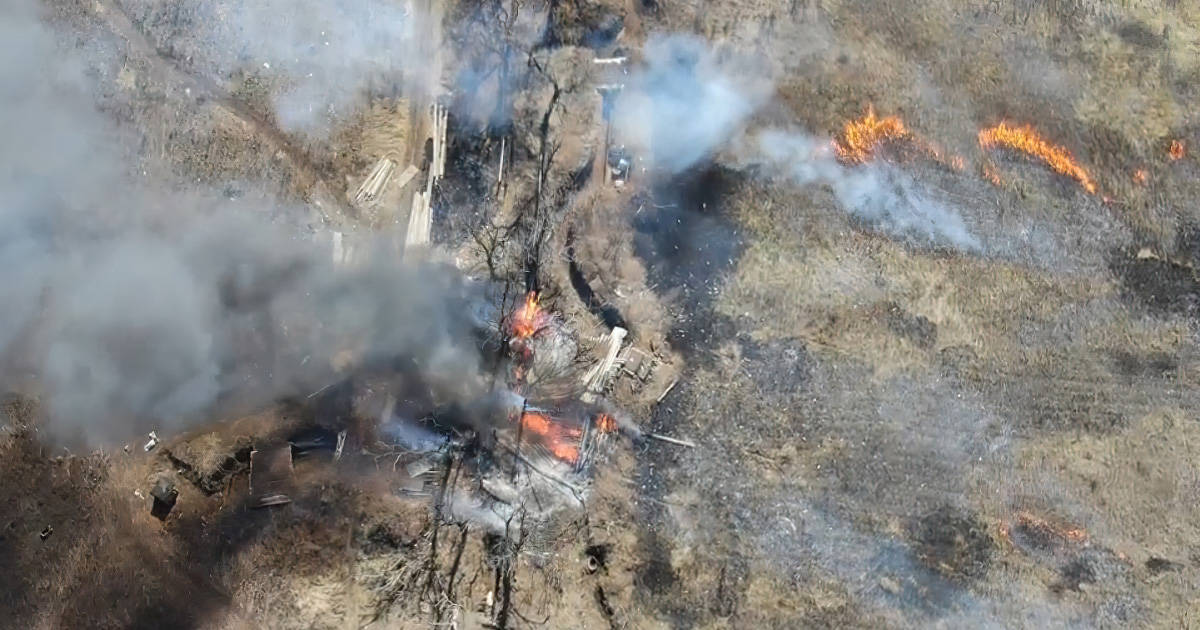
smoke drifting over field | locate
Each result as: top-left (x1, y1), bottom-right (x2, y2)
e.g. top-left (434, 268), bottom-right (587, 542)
top-left (754, 129), bottom-right (982, 250)
top-left (130, 0), bottom-right (425, 133)
top-left (0, 0), bottom-right (482, 442)
top-left (615, 34), bottom-right (979, 251)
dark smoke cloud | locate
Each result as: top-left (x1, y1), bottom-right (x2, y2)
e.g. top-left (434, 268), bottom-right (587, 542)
top-left (0, 0), bottom-right (484, 442)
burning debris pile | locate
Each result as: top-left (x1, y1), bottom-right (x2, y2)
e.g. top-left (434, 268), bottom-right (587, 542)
top-left (317, 289), bottom-right (635, 538)
top-left (503, 292), bottom-right (622, 472)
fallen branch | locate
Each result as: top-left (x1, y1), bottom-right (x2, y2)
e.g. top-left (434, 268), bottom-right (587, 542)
top-left (645, 433), bottom-right (696, 449)
top-left (511, 451), bottom-right (585, 505)
top-left (656, 378), bottom-right (678, 403)
top-left (306, 382), bottom-right (335, 399)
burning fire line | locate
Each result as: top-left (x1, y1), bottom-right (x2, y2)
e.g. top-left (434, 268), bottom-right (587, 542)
top-left (833, 105), bottom-right (966, 171)
top-left (978, 122), bottom-right (1097, 194)
top-left (833, 105), bottom-right (910, 164)
top-left (998, 510), bottom-right (1089, 549)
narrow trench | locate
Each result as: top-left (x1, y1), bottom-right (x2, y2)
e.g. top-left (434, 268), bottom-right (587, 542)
top-left (565, 227), bottom-right (629, 331)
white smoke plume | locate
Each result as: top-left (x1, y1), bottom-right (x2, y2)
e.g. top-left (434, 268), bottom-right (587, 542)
top-left (118, 0), bottom-right (425, 134)
top-left (613, 33), bottom-right (979, 251)
top-left (0, 0), bottom-right (484, 443)
top-left (614, 33), bottom-right (773, 174)
top-left (753, 129), bottom-right (982, 251)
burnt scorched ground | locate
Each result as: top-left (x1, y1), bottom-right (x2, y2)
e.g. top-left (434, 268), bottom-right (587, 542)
top-left (8, 0), bottom-right (1200, 627)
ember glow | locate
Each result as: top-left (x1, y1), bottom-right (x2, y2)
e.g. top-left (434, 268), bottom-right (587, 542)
top-left (1000, 510), bottom-right (1089, 549)
top-left (510, 292), bottom-right (549, 340)
top-left (981, 161), bottom-right (1004, 187)
top-left (978, 122), bottom-right (1097, 194)
top-left (519, 411), bottom-right (582, 463)
top-left (833, 105), bottom-right (909, 164)
top-left (1169, 140), bottom-right (1186, 161)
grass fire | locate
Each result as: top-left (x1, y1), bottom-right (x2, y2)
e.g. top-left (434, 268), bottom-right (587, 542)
top-left (978, 121), bottom-right (1098, 194)
top-left (1169, 139), bottom-right (1186, 161)
top-left (4, 0), bottom-right (1199, 627)
top-left (833, 105), bottom-right (909, 164)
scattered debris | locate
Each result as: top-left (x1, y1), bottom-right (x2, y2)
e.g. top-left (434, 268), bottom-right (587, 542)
top-left (353, 157), bottom-right (397, 206)
top-left (403, 457), bottom-right (434, 483)
top-left (290, 426), bottom-right (340, 458)
top-left (607, 145), bottom-right (631, 184)
top-left (334, 430), bottom-right (347, 461)
top-left (619, 346), bottom-right (656, 383)
top-left (404, 103), bottom-right (448, 257)
top-left (645, 433), bottom-right (696, 448)
top-left (249, 444), bottom-right (294, 509)
top-left (166, 436), bottom-right (253, 494)
top-left (307, 381), bottom-right (336, 399)
top-left (879, 576), bottom-right (902, 595)
top-left (656, 378), bottom-right (678, 403)
top-left (581, 327), bottom-right (627, 403)
top-left (150, 478), bottom-right (178, 520)
top-left (142, 431), bottom-right (159, 452)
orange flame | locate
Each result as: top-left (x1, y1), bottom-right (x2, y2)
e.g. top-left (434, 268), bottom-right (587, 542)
top-left (834, 106), bottom-right (964, 171)
top-left (978, 122), bottom-right (1097, 194)
top-left (594, 413), bottom-right (619, 433)
top-left (833, 105), bottom-right (909, 164)
top-left (1012, 510), bottom-right (1088, 545)
top-left (1133, 168), bottom-right (1149, 186)
top-left (519, 411), bottom-right (581, 464)
top-left (982, 161), bottom-right (1004, 187)
top-left (511, 292), bottom-right (548, 340)
top-left (1169, 140), bottom-right (1185, 161)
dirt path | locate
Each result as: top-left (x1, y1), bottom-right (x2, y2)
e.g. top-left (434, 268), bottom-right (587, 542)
top-left (93, 0), bottom-right (359, 228)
